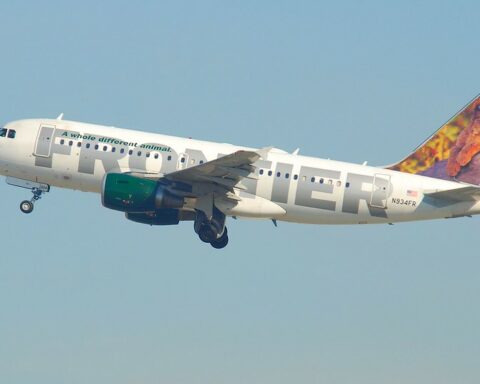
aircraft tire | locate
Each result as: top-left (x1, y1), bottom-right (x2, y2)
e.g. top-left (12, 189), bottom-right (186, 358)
top-left (198, 225), bottom-right (217, 243)
top-left (211, 228), bottom-right (229, 249)
top-left (20, 200), bottom-right (34, 214)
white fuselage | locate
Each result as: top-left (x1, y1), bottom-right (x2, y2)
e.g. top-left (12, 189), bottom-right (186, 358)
top-left (1, 118), bottom-right (479, 224)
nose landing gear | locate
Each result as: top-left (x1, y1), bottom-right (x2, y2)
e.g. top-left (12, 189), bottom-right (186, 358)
top-left (19, 187), bottom-right (44, 214)
top-left (6, 177), bottom-right (50, 214)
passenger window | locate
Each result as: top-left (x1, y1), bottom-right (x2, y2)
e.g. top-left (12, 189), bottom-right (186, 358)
top-left (103, 146), bottom-right (107, 151)
top-left (268, 170), bottom-right (273, 176)
top-left (319, 178), bottom-right (324, 184)
top-left (285, 173), bottom-right (290, 179)
top-left (8, 130), bottom-right (16, 139)
top-left (277, 172), bottom-right (281, 177)
top-left (199, 160), bottom-right (204, 164)
top-left (86, 143), bottom-right (91, 149)
top-left (180, 157), bottom-right (185, 163)
top-left (346, 182), bottom-right (350, 188)
top-left (311, 177), bottom-right (315, 183)
top-left (0, 128), bottom-right (7, 137)
top-left (69, 141), bottom-right (73, 146)
top-left (94, 144), bottom-right (99, 150)
top-left (128, 149), bottom-right (133, 155)
top-left (336, 181), bottom-right (341, 187)
top-left (154, 153), bottom-right (159, 159)
top-left (259, 169), bottom-right (264, 175)
top-left (137, 151), bottom-right (142, 156)
top-left (328, 179), bottom-right (333, 185)
top-left (168, 155), bottom-right (172, 161)
top-left (60, 139), bottom-right (65, 145)
top-left (120, 148), bottom-right (125, 154)
top-left (77, 142), bottom-right (82, 147)
top-left (146, 152), bottom-right (150, 158)
top-left (294, 174), bottom-right (298, 180)
top-left (112, 147), bottom-right (116, 153)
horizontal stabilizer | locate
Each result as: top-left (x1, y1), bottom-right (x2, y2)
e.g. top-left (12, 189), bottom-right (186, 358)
top-left (424, 186), bottom-right (480, 202)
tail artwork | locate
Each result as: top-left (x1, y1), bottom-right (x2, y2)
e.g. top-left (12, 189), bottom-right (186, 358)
top-left (388, 95), bottom-right (480, 185)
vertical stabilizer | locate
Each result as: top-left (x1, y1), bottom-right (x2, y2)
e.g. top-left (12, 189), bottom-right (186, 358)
top-left (387, 95), bottom-right (480, 185)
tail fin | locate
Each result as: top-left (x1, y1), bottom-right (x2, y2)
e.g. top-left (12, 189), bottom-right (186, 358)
top-left (387, 94), bottom-right (480, 185)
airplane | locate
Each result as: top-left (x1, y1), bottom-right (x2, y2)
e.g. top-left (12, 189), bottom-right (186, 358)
top-left (1, 95), bottom-right (480, 249)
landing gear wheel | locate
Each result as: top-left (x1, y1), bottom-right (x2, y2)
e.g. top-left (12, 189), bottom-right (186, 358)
top-left (211, 228), bottom-right (229, 249)
top-left (198, 225), bottom-right (217, 243)
top-left (20, 200), bottom-right (34, 214)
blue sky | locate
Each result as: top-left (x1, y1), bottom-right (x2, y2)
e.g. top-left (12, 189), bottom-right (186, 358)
top-left (1, 1), bottom-right (479, 383)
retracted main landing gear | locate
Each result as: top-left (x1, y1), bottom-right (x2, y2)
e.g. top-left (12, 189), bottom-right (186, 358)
top-left (5, 177), bottom-right (50, 214)
top-left (194, 208), bottom-right (229, 249)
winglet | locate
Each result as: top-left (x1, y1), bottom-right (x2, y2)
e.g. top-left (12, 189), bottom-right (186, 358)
top-left (256, 146), bottom-right (274, 160)
top-left (292, 148), bottom-right (300, 155)
top-left (56, 113), bottom-right (64, 121)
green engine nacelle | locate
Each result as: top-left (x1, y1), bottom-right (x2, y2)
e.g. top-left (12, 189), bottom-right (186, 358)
top-left (102, 173), bottom-right (183, 213)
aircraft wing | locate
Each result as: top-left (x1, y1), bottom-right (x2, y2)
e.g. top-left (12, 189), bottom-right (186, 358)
top-left (161, 150), bottom-right (261, 190)
top-left (124, 149), bottom-right (270, 220)
top-left (424, 185), bottom-right (480, 202)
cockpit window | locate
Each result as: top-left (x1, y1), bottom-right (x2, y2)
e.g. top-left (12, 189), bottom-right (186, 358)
top-left (0, 128), bottom-right (7, 137)
top-left (7, 130), bottom-right (16, 139)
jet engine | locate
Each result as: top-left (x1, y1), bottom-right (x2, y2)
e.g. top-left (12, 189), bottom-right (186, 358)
top-left (102, 173), bottom-right (184, 212)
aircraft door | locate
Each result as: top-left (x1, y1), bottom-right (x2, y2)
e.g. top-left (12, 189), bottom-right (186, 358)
top-left (34, 125), bottom-right (56, 157)
top-left (370, 173), bottom-right (391, 209)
